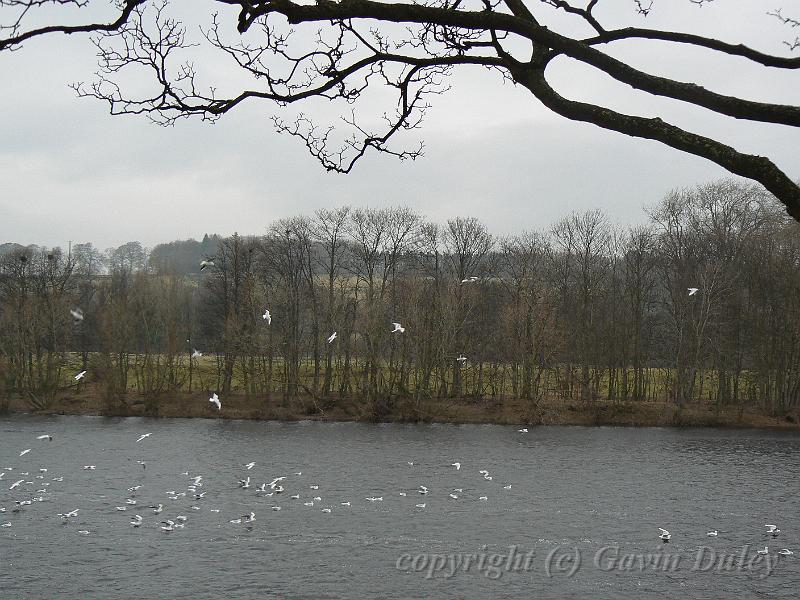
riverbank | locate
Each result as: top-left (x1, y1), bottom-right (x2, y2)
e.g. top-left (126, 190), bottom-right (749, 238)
top-left (2, 388), bottom-right (799, 430)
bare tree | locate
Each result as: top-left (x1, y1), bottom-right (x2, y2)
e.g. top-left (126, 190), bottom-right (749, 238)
top-left (3, 1), bottom-right (800, 218)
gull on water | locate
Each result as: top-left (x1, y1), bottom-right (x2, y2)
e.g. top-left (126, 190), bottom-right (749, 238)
top-left (83, 465), bottom-right (95, 470)
top-left (341, 502), bottom-right (350, 506)
top-left (327, 332), bottom-right (337, 343)
top-left (245, 462), bottom-right (256, 470)
top-left (75, 371), bottom-right (87, 381)
top-left (9, 480), bottom-right (24, 490)
top-left (479, 496), bottom-right (488, 501)
top-left (152, 504), bottom-right (163, 514)
top-left (452, 462), bottom-right (461, 470)
top-left (778, 549), bottom-right (794, 555)
top-left (209, 393), bottom-right (221, 410)
top-left (415, 503), bottom-right (426, 508)
top-left (757, 547), bottom-right (768, 555)
top-left (766, 525), bottom-right (780, 537)
top-left (390, 322), bottom-right (405, 333)
top-left (239, 477), bottom-right (251, 489)
top-left (503, 485), bottom-right (512, 490)
top-left (137, 461), bottom-right (146, 470)
top-left (707, 530), bottom-right (718, 537)
top-left (321, 508), bottom-right (332, 513)
top-left (262, 309), bottom-right (272, 324)
top-left (688, 287), bottom-right (699, 296)
top-left (366, 497), bottom-right (383, 502)
top-left (136, 433), bottom-right (152, 443)
top-left (36, 435), bottom-right (53, 441)
top-left (659, 528), bottom-right (671, 542)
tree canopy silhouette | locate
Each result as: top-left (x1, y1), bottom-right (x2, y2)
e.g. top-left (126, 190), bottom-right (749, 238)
top-left (2, 0), bottom-right (799, 218)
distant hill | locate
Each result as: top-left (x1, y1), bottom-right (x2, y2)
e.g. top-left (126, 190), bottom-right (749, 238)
top-left (148, 234), bottom-right (221, 275)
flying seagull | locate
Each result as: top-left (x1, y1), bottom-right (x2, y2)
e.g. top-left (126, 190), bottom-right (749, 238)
top-left (659, 528), bottom-right (671, 542)
top-left (75, 371), bottom-right (86, 381)
top-left (36, 435), bottom-right (53, 441)
top-left (390, 322), bottom-right (405, 333)
top-left (70, 307), bottom-right (84, 323)
top-left (191, 349), bottom-right (202, 359)
top-left (245, 462), bottom-right (255, 470)
top-left (209, 393), bottom-right (221, 410)
top-left (262, 309), bottom-right (272, 324)
top-left (19, 449), bottom-right (31, 457)
top-left (461, 276), bottom-right (479, 284)
top-left (327, 332), bottom-right (337, 343)
top-left (199, 260), bottom-right (214, 271)
top-left (687, 287), bottom-right (699, 296)
top-left (456, 355), bottom-right (467, 364)
top-left (135, 433), bottom-right (152, 443)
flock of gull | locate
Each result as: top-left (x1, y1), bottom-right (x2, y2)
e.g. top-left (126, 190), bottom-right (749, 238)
top-left (1, 431), bottom-right (528, 536)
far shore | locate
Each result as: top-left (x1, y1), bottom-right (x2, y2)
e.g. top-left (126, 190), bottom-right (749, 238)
top-left (2, 388), bottom-right (798, 431)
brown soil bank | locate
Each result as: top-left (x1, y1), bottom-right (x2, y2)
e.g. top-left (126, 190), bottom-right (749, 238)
top-left (2, 388), bottom-right (799, 430)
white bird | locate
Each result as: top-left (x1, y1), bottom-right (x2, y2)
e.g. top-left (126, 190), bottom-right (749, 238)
top-left (503, 485), bottom-right (512, 490)
top-left (272, 506), bottom-right (281, 511)
top-left (327, 331), bottom-right (337, 343)
top-left (199, 260), bottom-right (214, 271)
top-left (245, 462), bottom-right (256, 470)
top-left (9, 480), bottom-right (24, 490)
top-left (688, 287), bottom-right (699, 296)
top-left (152, 504), bottom-right (163, 514)
top-left (75, 371), bottom-right (86, 381)
top-left (341, 501), bottom-right (350, 506)
top-left (137, 461), bottom-right (146, 470)
top-left (518, 428), bottom-right (528, 433)
top-left (766, 524), bottom-right (781, 536)
top-left (209, 393), bottom-right (221, 410)
top-left (452, 462), bottom-right (461, 470)
top-left (239, 477), bottom-right (250, 489)
top-left (778, 549), bottom-right (794, 555)
top-left (161, 520), bottom-right (174, 532)
top-left (303, 502), bottom-right (314, 507)
top-left (390, 322), bottom-right (405, 333)
top-left (135, 433), bottom-right (152, 443)
top-left (269, 477), bottom-right (286, 488)
top-left (659, 528), bottom-right (671, 542)
top-left (479, 496), bottom-right (488, 501)
top-left (36, 435), bottom-right (53, 441)
top-left (290, 494), bottom-right (299, 500)
top-left (19, 449), bottom-right (31, 457)
top-left (191, 349), bottom-right (202, 359)
top-left (310, 485), bottom-right (319, 490)
top-left (83, 465), bottom-right (95, 470)
top-left (1, 523), bottom-right (10, 528)
top-left (126, 499), bottom-right (136, 505)
top-left (115, 506), bottom-right (127, 511)
top-left (399, 492), bottom-right (407, 497)
top-left (461, 276), bottom-right (479, 284)
top-left (418, 486), bottom-right (428, 495)
top-left (415, 503), bottom-right (426, 508)
top-left (757, 547), bottom-right (768, 555)
top-left (449, 493), bottom-right (458, 500)
top-left (456, 355), bottom-right (467, 364)
top-left (707, 530), bottom-right (718, 537)
top-left (262, 309), bottom-right (271, 324)
top-left (77, 530), bottom-right (90, 535)
top-left (244, 511), bottom-right (256, 522)
top-left (366, 497), bottom-right (383, 502)
top-left (321, 508), bottom-right (332, 513)
top-left (70, 307), bottom-right (84, 322)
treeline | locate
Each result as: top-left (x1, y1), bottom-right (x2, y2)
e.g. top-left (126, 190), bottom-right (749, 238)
top-left (2, 179), bottom-right (800, 419)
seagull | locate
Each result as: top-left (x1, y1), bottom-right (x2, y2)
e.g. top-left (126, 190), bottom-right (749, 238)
top-left (135, 433), bottom-right (152, 443)
top-left (36, 435), bottom-right (53, 441)
top-left (269, 477), bottom-right (286, 488)
top-left (707, 530), bottom-right (718, 537)
top-left (479, 496), bottom-right (488, 501)
top-left (191, 349), bottom-right (202, 359)
top-left (245, 462), bottom-right (255, 470)
top-left (152, 504), bottom-right (163, 514)
top-left (418, 486), bottom-right (428, 495)
top-left (399, 492), bottom-right (406, 497)
top-left (449, 493), bottom-right (458, 500)
top-left (126, 499), bottom-right (136, 505)
top-left (19, 449), bottom-right (31, 457)
top-left (766, 525), bottom-right (780, 537)
top-left (461, 276), bottom-right (479, 284)
top-left (415, 503), bottom-right (426, 508)
top-left (290, 494), bottom-right (300, 500)
top-left (659, 528), bottom-right (671, 542)
top-left (327, 332), bottom-right (337, 344)
top-left (757, 547), bottom-right (768, 555)
top-left (77, 530), bottom-right (90, 535)
top-left (160, 520), bottom-right (175, 532)
top-left (503, 485), bottom-right (512, 490)
top-left (262, 309), bottom-right (271, 324)
top-left (518, 428), bottom-right (528, 433)
top-left (310, 485), bottom-right (319, 490)
top-left (115, 506), bottom-right (127, 511)
top-left (130, 515), bottom-right (143, 527)
top-left (137, 460), bottom-right (146, 470)
top-left (456, 355), bottom-right (467, 364)
top-left (452, 462), bottom-right (461, 470)
top-left (70, 307), bottom-right (84, 323)
top-left (199, 259), bottom-right (214, 271)
top-left (778, 549), bottom-right (794, 555)
top-left (209, 393), bottom-right (221, 410)
top-left (321, 508), bottom-right (332, 513)
top-left (239, 477), bottom-right (250, 489)
top-left (83, 465), bottom-right (95, 470)
top-left (0, 523), bottom-right (10, 528)
top-left (9, 480), bottom-right (24, 490)
top-left (366, 497), bottom-right (383, 502)
top-left (340, 501), bottom-right (350, 506)
top-left (75, 371), bottom-right (86, 381)
top-left (687, 287), bottom-right (699, 296)
top-left (303, 501), bottom-right (314, 507)
top-left (390, 322), bottom-right (405, 333)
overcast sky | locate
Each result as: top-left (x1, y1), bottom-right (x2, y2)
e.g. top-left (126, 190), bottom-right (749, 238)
top-left (1, 0), bottom-right (798, 250)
